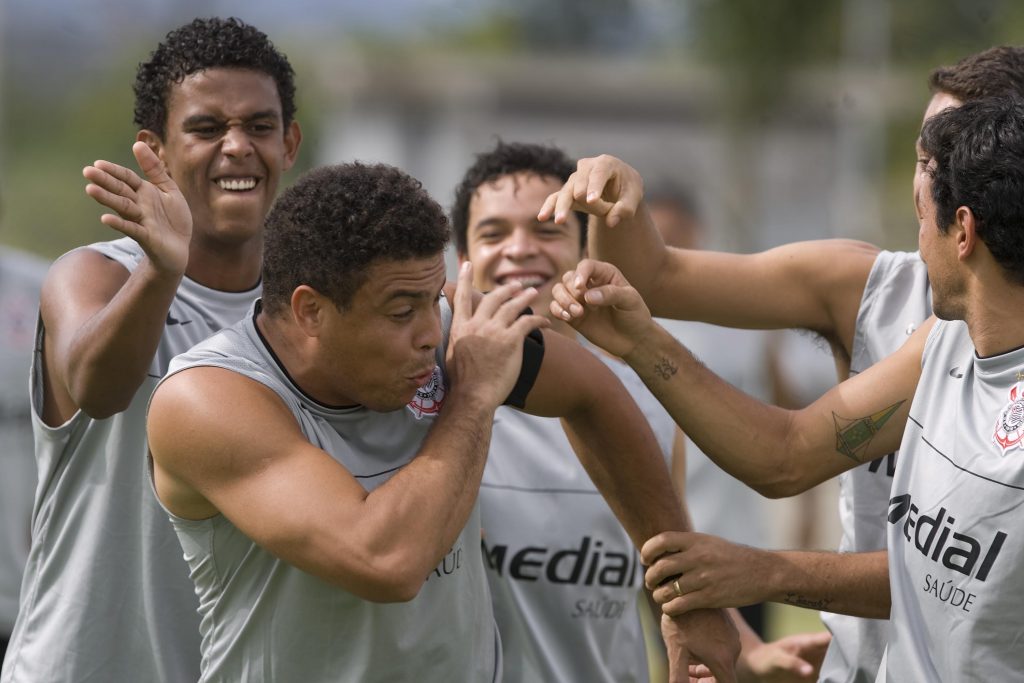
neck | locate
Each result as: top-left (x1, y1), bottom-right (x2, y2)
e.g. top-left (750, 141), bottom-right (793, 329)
top-left (255, 309), bottom-right (355, 407)
top-left (965, 277), bottom-right (1024, 357)
top-left (185, 237), bottom-right (262, 291)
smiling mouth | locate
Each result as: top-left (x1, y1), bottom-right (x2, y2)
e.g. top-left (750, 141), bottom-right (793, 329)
top-left (216, 177), bottom-right (258, 192)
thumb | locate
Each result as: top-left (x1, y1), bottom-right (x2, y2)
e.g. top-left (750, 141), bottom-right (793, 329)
top-left (132, 141), bottom-right (177, 193)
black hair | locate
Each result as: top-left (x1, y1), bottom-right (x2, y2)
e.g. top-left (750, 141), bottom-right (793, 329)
top-left (920, 96), bottom-right (1024, 284)
top-left (262, 163), bottom-right (451, 313)
top-left (451, 140), bottom-right (585, 254)
top-left (133, 17), bottom-right (296, 138)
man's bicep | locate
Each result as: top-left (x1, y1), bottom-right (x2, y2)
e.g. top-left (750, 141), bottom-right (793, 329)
top-left (40, 250), bottom-right (128, 377)
top-left (149, 368), bottom-right (371, 570)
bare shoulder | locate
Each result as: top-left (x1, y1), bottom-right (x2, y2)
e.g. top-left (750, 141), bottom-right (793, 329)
top-left (149, 366), bottom-right (303, 477)
top-left (40, 247), bottom-right (131, 322)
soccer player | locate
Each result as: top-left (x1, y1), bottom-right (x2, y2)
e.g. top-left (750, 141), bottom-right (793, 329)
top-left (2, 18), bottom-right (301, 682)
top-left (545, 46), bottom-right (1024, 683)
top-left (455, 140), bottom-right (828, 682)
top-left (551, 95), bottom-right (1024, 681)
top-left (145, 161), bottom-right (738, 682)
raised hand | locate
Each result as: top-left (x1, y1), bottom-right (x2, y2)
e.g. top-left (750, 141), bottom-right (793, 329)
top-left (536, 154), bottom-right (644, 228)
top-left (446, 261), bottom-right (549, 409)
top-left (83, 141), bottom-right (192, 276)
top-left (549, 258), bottom-right (656, 359)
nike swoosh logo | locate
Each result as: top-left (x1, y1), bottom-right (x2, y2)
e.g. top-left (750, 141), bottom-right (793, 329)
top-left (949, 366), bottom-right (963, 378)
top-left (166, 314), bottom-right (193, 326)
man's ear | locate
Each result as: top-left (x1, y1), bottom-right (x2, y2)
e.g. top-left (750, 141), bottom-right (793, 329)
top-left (136, 130), bottom-right (164, 163)
top-left (955, 205), bottom-right (977, 261)
top-left (282, 121), bottom-right (302, 172)
top-left (290, 285), bottom-right (326, 337)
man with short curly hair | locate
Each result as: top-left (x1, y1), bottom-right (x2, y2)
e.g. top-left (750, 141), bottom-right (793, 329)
top-left (1, 17), bottom-right (300, 682)
top-left (143, 161), bottom-right (738, 682)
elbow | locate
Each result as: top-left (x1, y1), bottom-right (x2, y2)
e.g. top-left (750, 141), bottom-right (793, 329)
top-left (75, 391), bottom-right (134, 420)
top-left (336, 551), bottom-right (430, 604)
top-left (748, 460), bottom-right (815, 499)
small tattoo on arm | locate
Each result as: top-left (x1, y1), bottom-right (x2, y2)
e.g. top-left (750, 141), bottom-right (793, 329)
top-left (784, 592), bottom-right (832, 611)
top-left (653, 357), bottom-right (678, 381)
top-left (832, 400), bottom-right (906, 462)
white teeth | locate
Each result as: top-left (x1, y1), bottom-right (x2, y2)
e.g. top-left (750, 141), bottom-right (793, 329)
top-left (502, 275), bottom-right (548, 288)
top-left (217, 178), bottom-right (257, 191)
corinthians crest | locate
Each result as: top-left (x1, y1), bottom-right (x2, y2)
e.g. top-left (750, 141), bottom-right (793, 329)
top-left (407, 366), bottom-right (445, 420)
top-left (993, 382), bottom-right (1024, 453)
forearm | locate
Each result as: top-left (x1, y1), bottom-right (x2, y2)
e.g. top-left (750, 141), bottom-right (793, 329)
top-left (358, 388), bottom-right (495, 587)
top-left (58, 257), bottom-right (183, 417)
top-left (759, 549), bottom-right (890, 619)
top-left (623, 322), bottom-right (824, 497)
top-left (587, 207), bottom-right (673, 310)
top-left (560, 388), bottom-right (689, 547)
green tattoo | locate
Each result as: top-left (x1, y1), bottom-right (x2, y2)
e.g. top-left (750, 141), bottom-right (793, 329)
top-left (833, 401), bottom-right (905, 462)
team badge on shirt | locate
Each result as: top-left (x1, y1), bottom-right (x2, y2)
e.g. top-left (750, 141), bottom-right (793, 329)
top-left (993, 382), bottom-right (1024, 453)
top-left (407, 366), bottom-right (445, 419)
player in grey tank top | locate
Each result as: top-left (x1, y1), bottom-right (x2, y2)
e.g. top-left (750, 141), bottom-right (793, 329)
top-left (555, 96), bottom-right (1024, 682)
top-left (147, 162), bottom-right (739, 682)
top-left (1, 18), bottom-right (301, 683)
top-left (0, 248), bottom-right (46, 662)
top-left (569, 46), bottom-right (1024, 683)
top-left (454, 140), bottom-right (828, 682)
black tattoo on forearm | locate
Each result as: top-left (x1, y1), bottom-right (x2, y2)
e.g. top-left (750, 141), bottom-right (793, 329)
top-left (832, 400), bottom-right (906, 462)
top-left (653, 357), bottom-right (678, 381)
top-left (784, 592), bottom-right (833, 611)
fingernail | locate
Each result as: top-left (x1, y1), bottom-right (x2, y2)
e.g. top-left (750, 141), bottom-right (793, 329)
top-left (460, 262), bottom-right (471, 274)
top-left (555, 212), bottom-right (565, 222)
top-left (587, 192), bottom-right (598, 201)
top-left (574, 276), bottom-right (583, 289)
top-left (570, 303), bottom-right (583, 316)
top-left (560, 310), bottom-right (571, 321)
top-left (585, 290), bottom-right (604, 304)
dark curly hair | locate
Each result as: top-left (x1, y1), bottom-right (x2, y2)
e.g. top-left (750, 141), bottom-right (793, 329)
top-left (262, 163), bottom-right (451, 313)
top-left (133, 17), bottom-right (296, 138)
top-left (920, 96), bottom-right (1024, 285)
top-left (451, 140), bottom-right (585, 255)
top-left (929, 46), bottom-right (1024, 102)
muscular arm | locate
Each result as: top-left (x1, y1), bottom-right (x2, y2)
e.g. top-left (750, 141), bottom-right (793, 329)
top-left (41, 142), bottom-right (191, 424)
top-left (40, 251), bottom-right (181, 423)
top-left (591, 211), bottom-right (878, 352)
top-left (624, 321), bottom-right (925, 496)
top-left (551, 260), bottom-right (931, 497)
top-left (149, 367), bottom-right (499, 603)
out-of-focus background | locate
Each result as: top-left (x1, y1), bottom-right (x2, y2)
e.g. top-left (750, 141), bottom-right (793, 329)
top-left (3, 0), bottom-right (1022, 643)
top-left (5, 0), bottom-right (1024, 259)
